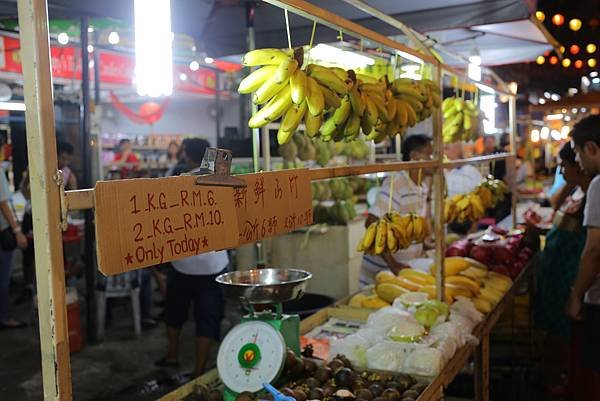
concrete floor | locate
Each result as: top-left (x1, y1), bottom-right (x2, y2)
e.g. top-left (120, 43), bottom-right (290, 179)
top-left (0, 284), bottom-right (243, 401)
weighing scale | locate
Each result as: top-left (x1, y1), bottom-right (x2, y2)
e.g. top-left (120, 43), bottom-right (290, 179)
top-left (215, 268), bottom-right (312, 401)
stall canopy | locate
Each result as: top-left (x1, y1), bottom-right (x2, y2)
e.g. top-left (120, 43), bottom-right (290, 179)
top-left (0, 0), bottom-right (556, 66)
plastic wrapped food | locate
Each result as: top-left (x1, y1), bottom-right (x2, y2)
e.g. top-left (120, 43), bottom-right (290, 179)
top-left (330, 333), bottom-right (371, 368)
top-left (366, 342), bottom-right (407, 371)
top-left (451, 297), bottom-right (483, 325)
top-left (402, 348), bottom-right (444, 377)
top-left (366, 307), bottom-right (413, 335)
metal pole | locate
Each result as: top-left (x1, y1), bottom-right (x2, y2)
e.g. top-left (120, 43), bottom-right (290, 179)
top-left (215, 70), bottom-right (222, 142)
top-left (508, 94), bottom-right (518, 229)
top-left (395, 134), bottom-right (401, 161)
top-left (261, 126), bottom-right (271, 171)
top-left (80, 16), bottom-right (98, 345)
top-left (17, 0), bottom-right (72, 399)
top-left (432, 64), bottom-right (446, 302)
top-left (246, 2), bottom-right (260, 173)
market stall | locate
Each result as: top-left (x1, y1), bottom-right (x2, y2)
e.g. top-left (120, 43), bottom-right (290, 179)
top-left (15, 0), bottom-right (545, 400)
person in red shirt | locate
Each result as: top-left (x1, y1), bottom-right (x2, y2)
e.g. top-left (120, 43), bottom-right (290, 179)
top-left (113, 139), bottom-right (140, 178)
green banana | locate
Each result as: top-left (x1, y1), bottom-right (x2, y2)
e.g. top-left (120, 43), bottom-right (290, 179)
top-left (349, 87), bottom-right (365, 116)
top-left (304, 111), bottom-right (323, 137)
top-left (333, 97), bottom-right (352, 126)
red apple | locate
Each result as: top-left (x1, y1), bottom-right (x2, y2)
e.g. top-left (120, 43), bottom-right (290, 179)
top-left (470, 245), bottom-right (493, 264)
top-left (492, 246), bottom-right (514, 264)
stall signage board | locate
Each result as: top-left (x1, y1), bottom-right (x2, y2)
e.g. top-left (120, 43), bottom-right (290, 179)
top-left (235, 169), bottom-right (313, 245)
top-left (94, 176), bottom-right (238, 275)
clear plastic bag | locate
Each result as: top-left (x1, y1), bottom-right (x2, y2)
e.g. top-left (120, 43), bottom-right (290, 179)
top-left (330, 333), bottom-right (371, 368)
top-left (402, 348), bottom-right (444, 377)
top-left (366, 307), bottom-right (413, 335)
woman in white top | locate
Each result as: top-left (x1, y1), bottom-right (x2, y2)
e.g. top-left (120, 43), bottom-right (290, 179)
top-left (360, 134), bottom-right (433, 287)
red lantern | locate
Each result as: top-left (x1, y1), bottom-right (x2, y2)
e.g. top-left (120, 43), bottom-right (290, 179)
top-left (139, 102), bottom-right (162, 123)
top-left (552, 14), bottom-right (565, 26)
top-left (549, 56), bottom-right (559, 65)
top-left (574, 59), bottom-right (584, 69)
top-left (570, 45), bottom-right (580, 55)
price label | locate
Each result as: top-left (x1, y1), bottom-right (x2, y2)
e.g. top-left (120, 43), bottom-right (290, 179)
top-left (234, 169), bottom-right (313, 245)
top-left (94, 176), bottom-right (239, 275)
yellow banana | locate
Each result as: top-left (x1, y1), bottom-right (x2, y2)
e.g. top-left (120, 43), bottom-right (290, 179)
top-left (289, 69), bottom-right (307, 105)
top-left (393, 83), bottom-right (427, 102)
top-left (405, 102), bottom-right (418, 126)
top-left (356, 73), bottom-right (380, 84)
top-left (442, 97), bottom-right (455, 112)
top-left (320, 116), bottom-right (337, 138)
top-left (395, 100), bottom-right (409, 126)
top-left (306, 77), bottom-right (325, 116)
top-left (398, 94), bottom-right (424, 112)
top-left (357, 222), bottom-right (378, 251)
top-left (360, 113), bottom-right (374, 137)
top-left (349, 87), bottom-right (365, 116)
top-left (411, 214), bottom-right (423, 242)
top-left (333, 97), bottom-right (352, 126)
top-left (463, 113), bottom-right (472, 131)
top-left (370, 94), bottom-right (389, 122)
top-left (374, 220), bottom-right (387, 254)
top-left (386, 222), bottom-right (398, 253)
top-left (253, 75), bottom-right (287, 104)
top-left (398, 269), bottom-right (435, 285)
top-left (329, 66), bottom-right (349, 82)
top-left (242, 48), bottom-right (290, 66)
top-left (320, 85), bottom-right (342, 109)
top-left (238, 65), bottom-right (278, 94)
top-left (280, 100), bottom-right (307, 132)
top-left (344, 114), bottom-right (361, 139)
top-left (275, 58), bottom-right (298, 84)
top-left (248, 86), bottom-right (292, 128)
top-left (304, 112), bottom-right (322, 137)
top-left (473, 297), bottom-right (492, 313)
top-left (277, 128), bottom-right (294, 145)
top-left (454, 98), bottom-right (465, 112)
top-left (363, 95), bottom-right (379, 125)
top-left (386, 97), bottom-right (398, 122)
top-left (308, 64), bottom-right (349, 95)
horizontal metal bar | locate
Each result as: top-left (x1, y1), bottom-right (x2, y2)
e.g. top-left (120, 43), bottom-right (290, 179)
top-left (443, 153), bottom-right (513, 168)
top-left (261, 0), bottom-right (439, 65)
top-left (65, 189), bottom-right (94, 210)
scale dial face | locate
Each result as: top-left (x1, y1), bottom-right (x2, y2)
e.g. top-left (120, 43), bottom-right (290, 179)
top-left (217, 320), bottom-right (286, 394)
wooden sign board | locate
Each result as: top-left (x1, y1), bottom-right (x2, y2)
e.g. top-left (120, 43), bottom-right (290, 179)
top-left (235, 169), bottom-right (313, 245)
top-left (94, 176), bottom-right (239, 275)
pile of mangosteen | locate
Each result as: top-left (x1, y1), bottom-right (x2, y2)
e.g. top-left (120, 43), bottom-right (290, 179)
top-left (275, 350), bottom-right (426, 401)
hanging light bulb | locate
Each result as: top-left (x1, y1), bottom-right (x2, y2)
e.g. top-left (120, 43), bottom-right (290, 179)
top-left (552, 14), bottom-right (565, 26)
top-left (559, 46), bottom-right (565, 54)
top-left (569, 18), bottom-right (582, 31)
top-left (550, 56), bottom-right (559, 65)
top-left (535, 11), bottom-right (545, 22)
top-left (57, 32), bottom-right (69, 45)
top-left (570, 45), bottom-right (580, 55)
top-left (536, 55), bottom-right (545, 64)
top-left (575, 59), bottom-right (584, 69)
top-left (562, 58), bottom-right (571, 67)
top-left (588, 58), bottom-right (597, 67)
top-left (587, 44), bottom-right (597, 54)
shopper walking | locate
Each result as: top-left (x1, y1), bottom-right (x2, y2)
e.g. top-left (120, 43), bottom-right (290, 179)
top-left (156, 138), bottom-right (228, 377)
top-left (565, 115), bottom-right (600, 398)
top-left (0, 167), bottom-right (28, 329)
top-left (360, 134), bottom-right (433, 286)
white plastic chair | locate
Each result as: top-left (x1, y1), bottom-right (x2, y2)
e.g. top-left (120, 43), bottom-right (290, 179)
top-left (96, 271), bottom-right (141, 339)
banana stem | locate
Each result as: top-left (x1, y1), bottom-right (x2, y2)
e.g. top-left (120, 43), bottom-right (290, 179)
top-left (309, 20), bottom-right (317, 49)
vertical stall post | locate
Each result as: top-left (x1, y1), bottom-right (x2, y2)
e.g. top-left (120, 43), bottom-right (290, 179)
top-left (432, 64), bottom-right (446, 301)
top-left (17, 0), bottom-right (72, 399)
top-left (508, 94), bottom-right (517, 229)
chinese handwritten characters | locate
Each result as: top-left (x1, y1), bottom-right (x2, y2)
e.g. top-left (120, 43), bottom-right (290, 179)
top-left (94, 176), bottom-right (238, 275)
top-left (235, 169), bottom-right (313, 245)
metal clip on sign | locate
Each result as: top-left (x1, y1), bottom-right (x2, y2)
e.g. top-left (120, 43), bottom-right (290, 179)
top-left (192, 148), bottom-right (247, 188)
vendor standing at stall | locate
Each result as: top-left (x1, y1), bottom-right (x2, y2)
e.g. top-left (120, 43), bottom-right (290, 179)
top-left (360, 134), bottom-right (432, 287)
top-left (565, 115), bottom-right (600, 393)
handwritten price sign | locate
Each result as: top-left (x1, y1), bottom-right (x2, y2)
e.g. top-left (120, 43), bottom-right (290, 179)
top-left (235, 169), bottom-right (313, 245)
top-left (94, 176), bottom-right (239, 275)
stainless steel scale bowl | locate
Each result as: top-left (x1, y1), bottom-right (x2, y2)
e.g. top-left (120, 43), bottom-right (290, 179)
top-left (215, 268), bottom-right (312, 304)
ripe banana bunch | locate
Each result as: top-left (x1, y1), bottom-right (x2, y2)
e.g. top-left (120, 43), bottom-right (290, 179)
top-left (366, 78), bottom-right (441, 143)
top-left (239, 47), bottom-right (308, 145)
top-left (442, 96), bottom-right (481, 143)
top-left (479, 175), bottom-right (508, 207)
top-left (356, 211), bottom-right (429, 255)
top-left (445, 193), bottom-right (486, 224)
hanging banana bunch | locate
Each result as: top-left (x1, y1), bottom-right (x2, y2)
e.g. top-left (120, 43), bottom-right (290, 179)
top-left (356, 211), bottom-right (429, 255)
top-left (366, 77), bottom-right (442, 143)
top-left (444, 175), bottom-right (509, 224)
top-left (441, 96), bottom-right (483, 143)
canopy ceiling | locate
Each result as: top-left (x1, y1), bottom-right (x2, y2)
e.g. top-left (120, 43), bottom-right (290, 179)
top-left (0, 0), bottom-right (555, 66)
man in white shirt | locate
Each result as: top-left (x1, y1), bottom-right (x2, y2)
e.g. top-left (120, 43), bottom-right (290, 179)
top-left (444, 141), bottom-right (483, 197)
top-left (156, 138), bottom-right (229, 378)
top-left (565, 115), bottom-right (600, 388)
top-left (360, 134), bottom-right (432, 286)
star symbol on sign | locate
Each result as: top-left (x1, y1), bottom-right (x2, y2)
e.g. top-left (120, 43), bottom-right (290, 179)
top-left (124, 253), bottom-right (134, 265)
top-left (202, 236), bottom-right (209, 247)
